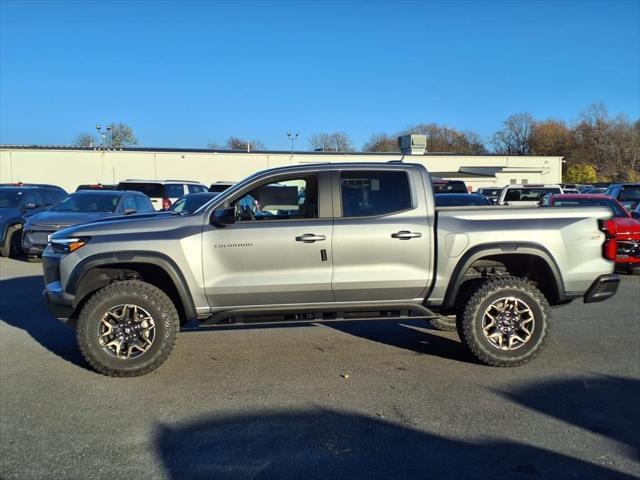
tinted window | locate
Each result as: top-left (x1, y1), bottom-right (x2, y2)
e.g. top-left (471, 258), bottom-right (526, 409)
top-left (121, 196), bottom-right (137, 211)
top-left (209, 183), bottom-right (234, 193)
top-left (133, 195), bottom-right (153, 212)
top-left (619, 186), bottom-right (640, 202)
top-left (52, 193), bottom-right (120, 212)
top-left (432, 180), bottom-right (468, 193)
top-left (22, 192), bottom-right (40, 206)
top-left (41, 189), bottom-right (66, 206)
top-left (171, 193), bottom-right (217, 214)
top-left (118, 183), bottom-right (163, 197)
top-left (188, 184), bottom-right (207, 194)
top-left (0, 190), bottom-right (23, 208)
top-left (504, 187), bottom-right (561, 202)
top-left (435, 194), bottom-right (491, 207)
top-left (232, 175), bottom-right (318, 221)
top-left (166, 184), bottom-right (185, 198)
top-left (341, 171), bottom-right (412, 217)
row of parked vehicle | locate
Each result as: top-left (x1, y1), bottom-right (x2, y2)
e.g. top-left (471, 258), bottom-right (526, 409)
top-left (1, 177), bottom-right (639, 272)
top-left (433, 179), bottom-right (640, 273)
top-left (0, 179), bottom-right (236, 261)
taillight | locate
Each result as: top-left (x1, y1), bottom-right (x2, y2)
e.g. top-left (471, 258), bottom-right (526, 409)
top-left (599, 219), bottom-right (618, 261)
top-left (162, 197), bottom-right (172, 210)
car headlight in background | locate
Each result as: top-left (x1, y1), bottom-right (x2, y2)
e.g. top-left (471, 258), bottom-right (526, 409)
top-left (49, 237), bottom-right (91, 254)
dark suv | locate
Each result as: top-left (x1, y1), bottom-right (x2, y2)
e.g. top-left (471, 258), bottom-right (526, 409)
top-left (604, 183), bottom-right (640, 210)
top-left (0, 183), bottom-right (67, 258)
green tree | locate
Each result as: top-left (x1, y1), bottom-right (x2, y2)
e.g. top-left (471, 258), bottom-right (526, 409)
top-left (565, 163), bottom-right (597, 183)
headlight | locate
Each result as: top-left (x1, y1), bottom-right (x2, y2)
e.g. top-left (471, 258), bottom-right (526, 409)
top-left (49, 237), bottom-right (91, 254)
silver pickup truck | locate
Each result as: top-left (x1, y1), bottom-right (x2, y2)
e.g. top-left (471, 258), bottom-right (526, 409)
top-left (42, 162), bottom-right (620, 376)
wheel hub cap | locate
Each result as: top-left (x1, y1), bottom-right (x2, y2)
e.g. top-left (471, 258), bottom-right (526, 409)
top-left (482, 297), bottom-right (535, 351)
top-left (97, 304), bottom-right (156, 360)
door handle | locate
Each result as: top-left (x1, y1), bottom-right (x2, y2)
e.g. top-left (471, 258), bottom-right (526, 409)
top-left (391, 231), bottom-right (422, 240)
top-left (295, 233), bottom-right (326, 243)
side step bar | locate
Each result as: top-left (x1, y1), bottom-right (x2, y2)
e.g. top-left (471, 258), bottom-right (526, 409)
top-left (200, 303), bottom-right (439, 326)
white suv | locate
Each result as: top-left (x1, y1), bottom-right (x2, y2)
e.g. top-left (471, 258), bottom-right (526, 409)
top-left (498, 184), bottom-right (563, 206)
top-left (117, 179), bottom-right (208, 210)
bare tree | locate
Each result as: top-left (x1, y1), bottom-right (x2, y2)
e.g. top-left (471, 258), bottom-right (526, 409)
top-left (308, 132), bottom-right (354, 152)
top-left (362, 133), bottom-right (398, 152)
top-left (74, 133), bottom-right (96, 147)
top-left (207, 137), bottom-right (265, 151)
top-left (491, 113), bottom-right (535, 155)
top-left (106, 123), bottom-right (138, 148)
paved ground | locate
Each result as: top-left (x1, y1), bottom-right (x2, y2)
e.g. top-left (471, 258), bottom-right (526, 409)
top-left (0, 257), bottom-right (638, 480)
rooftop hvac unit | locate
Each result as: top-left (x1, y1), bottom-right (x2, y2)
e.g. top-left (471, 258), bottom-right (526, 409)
top-left (398, 134), bottom-right (427, 155)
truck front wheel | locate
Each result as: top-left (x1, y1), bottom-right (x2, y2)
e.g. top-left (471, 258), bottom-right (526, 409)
top-left (457, 276), bottom-right (549, 367)
top-left (76, 280), bottom-right (179, 377)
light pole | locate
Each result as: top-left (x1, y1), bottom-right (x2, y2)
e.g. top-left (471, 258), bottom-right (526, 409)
top-left (287, 131), bottom-right (299, 155)
top-left (96, 124), bottom-right (112, 150)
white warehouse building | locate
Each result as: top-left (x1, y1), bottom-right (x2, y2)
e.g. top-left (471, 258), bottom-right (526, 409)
top-left (0, 141), bottom-right (562, 193)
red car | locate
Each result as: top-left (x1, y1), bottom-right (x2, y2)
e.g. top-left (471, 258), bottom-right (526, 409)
top-left (542, 194), bottom-right (640, 271)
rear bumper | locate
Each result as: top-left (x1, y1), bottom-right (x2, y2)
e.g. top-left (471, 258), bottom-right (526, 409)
top-left (583, 274), bottom-right (620, 303)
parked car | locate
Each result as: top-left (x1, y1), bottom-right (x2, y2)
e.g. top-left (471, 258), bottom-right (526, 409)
top-left (0, 183), bottom-right (67, 258)
top-left (604, 183), bottom-right (640, 211)
top-left (435, 193), bottom-right (491, 207)
top-left (22, 190), bottom-right (154, 258)
top-left (76, 183), bottom-right (117, 191)
top-left (209, 181), bottom-right (236, 194)
top-left (541, 194), bottom-right (640, 273)
top-left (431, 178), bottom-right (468, 193)
top-left (498, 184), bottom-right (563, 206)
top-left (43, 162), bottom-right (619, 376)
top-left (117, 179), bottom-right (208, 210)
top-left (474, 187), bottom-right (502, 204)
top-left (170, 192), bottom-right (219, 214)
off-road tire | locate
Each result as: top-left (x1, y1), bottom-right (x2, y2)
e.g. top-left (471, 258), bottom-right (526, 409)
top-left (0, 225), bottom-right (23, 258)
top-left (77, 280), bottom-right (179, 377)
top-left (428, 315), bottom-right (457, 331)
top-left (457, 276), bottom-right (549, 367)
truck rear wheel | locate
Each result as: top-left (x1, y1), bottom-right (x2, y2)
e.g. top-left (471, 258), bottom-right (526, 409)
top-left (457, 276), bottom-right (549, 367)
top-left (76, 280), bottom-right (179, 377)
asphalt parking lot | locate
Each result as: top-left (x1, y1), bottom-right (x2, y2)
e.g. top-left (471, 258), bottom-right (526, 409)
top-left (0, 257), bottom-right (639, 479)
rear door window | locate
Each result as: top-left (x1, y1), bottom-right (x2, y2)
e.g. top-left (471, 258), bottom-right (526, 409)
top-left (188, 184), bottom-right (207, 194)
top-left (340, 170), bottom-right (412, 217)
top-left (119, 183), bottom-right (163, 197)
top-left (165, 184), bottom-right (186, 198)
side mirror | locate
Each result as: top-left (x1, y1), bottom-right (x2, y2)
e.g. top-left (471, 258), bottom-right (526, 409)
top-left (211, 207), bottom-right (236, 227)
top-left (24, 202), bottom-right (38, 209)
top-left (123, 208), bottom-right (137, 215)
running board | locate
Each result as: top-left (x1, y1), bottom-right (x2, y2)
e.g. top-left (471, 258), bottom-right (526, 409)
top-left (200, 303), bottom-right (438, 326)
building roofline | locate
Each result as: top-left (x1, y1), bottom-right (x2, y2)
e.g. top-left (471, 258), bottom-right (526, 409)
top-left (0, 144), bottom-right (563, 158)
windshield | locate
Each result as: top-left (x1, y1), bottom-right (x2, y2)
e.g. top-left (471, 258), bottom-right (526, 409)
top-left (504, 187), bottom-right (561, 202)
top-left (170, 194), bottom-right (218, 214)
top-left (552, 198), bottom-right (628, 218)
top-left (52, 193), bottom-right (120, 212)
top-left (0, 190), bottom-right (22, 208)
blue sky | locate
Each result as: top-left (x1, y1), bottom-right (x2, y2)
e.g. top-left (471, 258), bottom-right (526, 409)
top-left (1, 0), bottom-right (638, 150)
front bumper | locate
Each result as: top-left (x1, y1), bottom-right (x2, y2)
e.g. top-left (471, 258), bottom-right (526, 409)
top-left (22, 228), bottom-right (54, 256)
top-left (42, 253), bottom-right (75, 323)
top-left (583, 274), bottom-right (620, 303)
